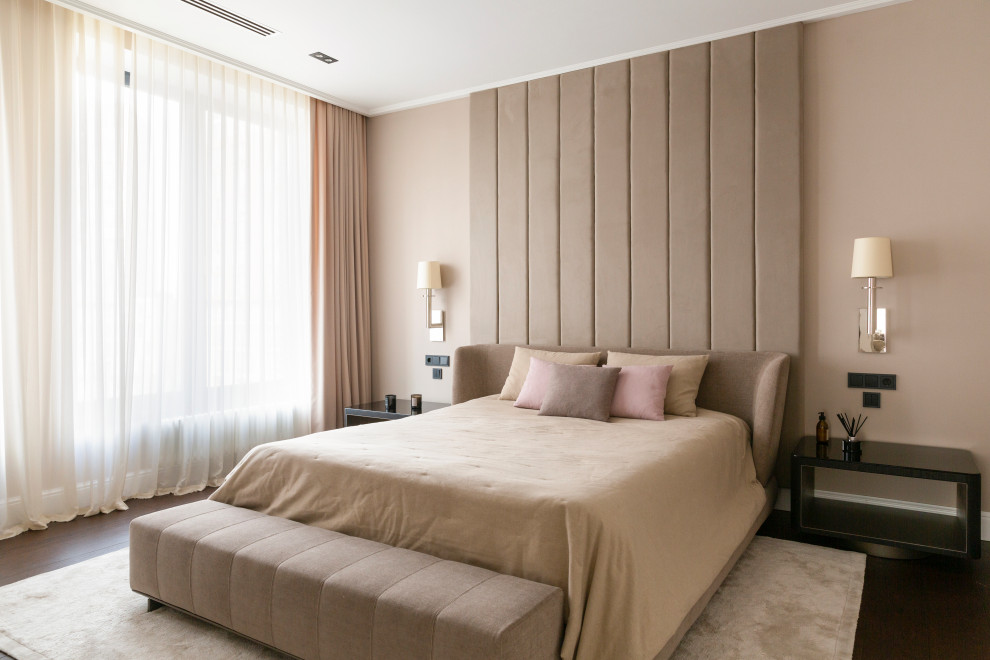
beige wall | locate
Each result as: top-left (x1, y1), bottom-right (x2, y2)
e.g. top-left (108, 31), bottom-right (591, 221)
top-left (802, 0), bottom-right (990, 509)
top-left (367, 0), bottom-right (990, 510)
top-left (367, 98), bottom-right (470, 404)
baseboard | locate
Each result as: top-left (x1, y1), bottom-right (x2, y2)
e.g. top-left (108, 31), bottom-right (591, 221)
top-left (775, 487), bottom-right (990, 542)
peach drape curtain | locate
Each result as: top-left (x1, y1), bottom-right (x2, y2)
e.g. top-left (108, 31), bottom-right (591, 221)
top-left (311, 100), bottom-right (372, 430)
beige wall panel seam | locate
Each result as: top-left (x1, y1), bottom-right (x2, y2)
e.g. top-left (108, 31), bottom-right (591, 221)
top-left (593, 60), bottom-right (632, 348)
top-left (663, 53), bottom-right (673, 348)
top-left (497, 83), bottom-right (530, 345)
top-left (710, 33), bottom-right (756, 351)
top-left (629, 52), bottom-right (670, 349)
top-left (469, 90), bottom-right (498, 344)
top-left (527, 76), bottom-right (561, 345)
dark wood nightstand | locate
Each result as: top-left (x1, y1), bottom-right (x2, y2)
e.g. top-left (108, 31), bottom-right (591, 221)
top-left (791, 436), bottom-right (981, 559)
top-left (343, 399), bottom-right (449, 427)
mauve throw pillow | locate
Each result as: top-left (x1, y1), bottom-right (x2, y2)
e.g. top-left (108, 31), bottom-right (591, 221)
top-left (610, 364), bottom-right (674, 421)
top-left (538, 363), bottom-right (621, 422)
top-left (605, 351), bottom-right (710, 417)
top-left (514, 357), bottom-right (556, 410)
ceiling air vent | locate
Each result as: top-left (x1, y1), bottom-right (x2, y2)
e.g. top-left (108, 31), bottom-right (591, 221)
top-left (179, 0), bottom-right (277, 37)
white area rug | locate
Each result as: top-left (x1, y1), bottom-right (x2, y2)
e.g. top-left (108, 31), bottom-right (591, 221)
top-left (0, 536), bottom-right (864, 660)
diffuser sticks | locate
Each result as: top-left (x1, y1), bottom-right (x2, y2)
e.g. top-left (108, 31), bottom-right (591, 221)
top-left (836, 412), bottom-right (868, 439)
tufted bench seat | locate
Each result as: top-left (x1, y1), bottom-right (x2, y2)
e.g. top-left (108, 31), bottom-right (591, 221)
top-left (129, 500), bottom-right (563, 660)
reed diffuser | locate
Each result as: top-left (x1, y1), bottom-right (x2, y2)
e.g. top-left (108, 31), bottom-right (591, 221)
top-left (836, 412), bottom-right (868, 442)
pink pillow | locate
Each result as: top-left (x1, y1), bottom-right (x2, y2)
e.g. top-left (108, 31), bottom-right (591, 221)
top-left (514, 357), bottom-right (557, 410)
top-left (610, 364), bottom-right (674, 421)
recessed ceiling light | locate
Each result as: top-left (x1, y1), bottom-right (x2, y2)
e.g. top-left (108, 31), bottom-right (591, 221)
top-left (309, 52), bottom-right (339, 64)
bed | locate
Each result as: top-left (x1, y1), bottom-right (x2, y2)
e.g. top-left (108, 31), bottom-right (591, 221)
top-left (210, 344), bottom-right (789, 660)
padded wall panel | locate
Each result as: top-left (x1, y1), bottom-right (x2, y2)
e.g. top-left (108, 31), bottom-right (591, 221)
top-left (756, 24), bottom-right (803, 462)
top-left (527, 76), bottom-right (561, 345)
top-left (593, 61), bottom-right (631, 347)
top-left (668, 43), bottom-right (711, 350)
top-left (629, 53), bottom-right (669, 350)
top-left (469, 90), bottom-right (498, 344)
top-left (710, 34), bottom-right (756, 351)
top-left (497, 83), bottom-right (529, 344)
top-left (470, 27), bottom-right (799, 377)
top-left (558, 69), bottom-right (596, 346)
top-left (755, 25), bottom-right (800, 356)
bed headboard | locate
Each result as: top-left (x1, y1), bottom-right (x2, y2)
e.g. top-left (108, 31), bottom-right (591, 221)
top-left (452, 344), bottom-right (789, 487)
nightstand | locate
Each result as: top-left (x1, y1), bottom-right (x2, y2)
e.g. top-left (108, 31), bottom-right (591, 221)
top-left (791, 436), bottom-right (981, 559)
top-left (343, 399), bottom-right (449, 427)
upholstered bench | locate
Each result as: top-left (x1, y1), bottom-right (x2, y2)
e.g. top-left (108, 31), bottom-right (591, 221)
top-left (130, 500), bottom-right (563, 660)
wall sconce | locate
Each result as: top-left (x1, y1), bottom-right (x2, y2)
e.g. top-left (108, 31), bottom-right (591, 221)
top-left (851, 237), bottom-right (893, 353)
top-left (417, 260), bottom-right (444, 342)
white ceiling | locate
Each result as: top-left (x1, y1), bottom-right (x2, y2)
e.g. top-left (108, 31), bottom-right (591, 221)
top-left (53, 0), bottom-right (907, 116)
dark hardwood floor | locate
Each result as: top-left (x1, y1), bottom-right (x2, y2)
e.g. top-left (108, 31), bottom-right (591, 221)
top-left (0, 488), bottom-right (213, 588)
top-left (759, 509), bottom-right (990, 660)
top-left (0, 496), bottom-right (987, 659)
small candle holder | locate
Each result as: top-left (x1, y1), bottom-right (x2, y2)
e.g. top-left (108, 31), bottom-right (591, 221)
top-left (842, 437), bottom-right (862, 461)
top-left (384, 394), bottom-right (397, 413)
top-left (410, 394), bottom-right (422, 413)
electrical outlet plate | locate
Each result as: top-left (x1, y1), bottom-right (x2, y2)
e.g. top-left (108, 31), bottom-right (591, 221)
top-left (432, 368), bottom-right (442, 379)
top-left (863, 392), bottom-right (881, 408)
top-left (848, 373), bottom-right (896, 390)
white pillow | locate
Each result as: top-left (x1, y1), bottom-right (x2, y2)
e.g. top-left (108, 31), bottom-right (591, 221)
top-left (498, 347), bottom-right (601, 400)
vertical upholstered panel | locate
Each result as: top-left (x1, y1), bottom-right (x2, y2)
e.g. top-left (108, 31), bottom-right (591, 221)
top-left (469, 90), bottom-right (498, 344)
top-left (497, 83), bottom-right (529, 344)
top-left (470, 27), bottom-right (800, 414)
top-left (756, 24), bottom-right (802, 458)
top-left (710, 34), bottom-right (756, 351)
top-left (528, 76), bottom-right (561, 346)
top-left (668, 43), bottom-right (711, 350)
top-left (629, 52), bottom-right (669, 349)
top-left (593, 61), bottom-right (631, 347)
top-left (558, 69), bottom-right (595, 346)
top-left (755, 25), bottom-right (801, 355)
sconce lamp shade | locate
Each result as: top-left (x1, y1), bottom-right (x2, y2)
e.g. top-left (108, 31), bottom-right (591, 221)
top-left (850, 237), bottom-right (893, 278)
top-left (417, 261), bottom-right (442, 289)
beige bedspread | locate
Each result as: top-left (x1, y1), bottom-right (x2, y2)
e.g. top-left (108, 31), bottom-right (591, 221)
top-left (210, 396), bottom-right (766, 660)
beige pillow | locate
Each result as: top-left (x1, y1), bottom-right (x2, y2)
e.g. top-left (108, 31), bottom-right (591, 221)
top-left (605, 351), bottom-right (709, 417)
top-left (499, 347), bottom-right (601, 400)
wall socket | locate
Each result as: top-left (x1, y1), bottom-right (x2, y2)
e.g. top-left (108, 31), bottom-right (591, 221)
top-left (848, 372), bottom-right (896, 390)
top-left (425, 355), bottom-right (450, 367)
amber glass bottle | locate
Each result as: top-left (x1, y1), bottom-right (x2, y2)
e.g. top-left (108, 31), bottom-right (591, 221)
top-left (816, 412), bottom-right (829, 444)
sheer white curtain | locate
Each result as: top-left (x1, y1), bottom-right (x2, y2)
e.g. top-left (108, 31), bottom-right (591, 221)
top-left (0, 0), bottom-right (312, 539)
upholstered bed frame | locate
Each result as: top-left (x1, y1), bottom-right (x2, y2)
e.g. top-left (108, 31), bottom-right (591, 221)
top-left (452, 344), bottom-right (790, 486)
top-left (453, 343), bottom-right (790, 659)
